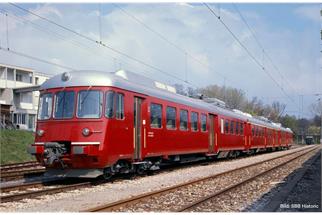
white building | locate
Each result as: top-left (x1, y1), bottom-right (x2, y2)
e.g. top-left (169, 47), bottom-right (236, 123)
top-left (0, 63), bottom-right (51, 130)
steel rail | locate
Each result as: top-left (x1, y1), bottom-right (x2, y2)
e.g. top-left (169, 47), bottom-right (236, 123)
top-left (84, 145), bottom-right (317, 212)
top-left (1, 168), bottom-right (46, 182)
top-left (0, 161), bottom-right (39, 170)
top-left (176, 146), bottom-right (321, 212)
top-left (0, 182), bottom-right (91, 203)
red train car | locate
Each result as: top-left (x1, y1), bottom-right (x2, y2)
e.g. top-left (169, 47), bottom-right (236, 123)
top-left (27, 70), bottom-right (293, 178)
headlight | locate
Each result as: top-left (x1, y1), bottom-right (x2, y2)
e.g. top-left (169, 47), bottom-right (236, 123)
top-left (37, 129), bottom-right (44, 137)
top-left (82, 128), bottom-right (90, 136)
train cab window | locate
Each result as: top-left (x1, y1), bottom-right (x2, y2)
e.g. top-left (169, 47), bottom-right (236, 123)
top-left (150, 103), bottom-right (162, 128)
top-left (180, 109), bottom-right (188, 131)
top-left (225, 120), bottom-right (229, 134)
top-left (54, 91), bottom-right (75, 119)
top-left (166, 106), bottom-right (176, 129)
top-left (230, 121), bottom-right (234, 134)
top-left (191, 112), bottom-right (198, 131)
top-left (105, 91), bottom-right (115, 118)
top-left (38, 93), bottom-right (53, 120)
top-left (201, 114), bottom-right (207, 132)
top-left (77, 90), bottom-right (103, 118)
top-left (115, 93), bottom-right (124, 119)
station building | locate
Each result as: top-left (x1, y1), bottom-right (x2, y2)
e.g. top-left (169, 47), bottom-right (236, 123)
top-left (0, 63), bottom-right (51, 131)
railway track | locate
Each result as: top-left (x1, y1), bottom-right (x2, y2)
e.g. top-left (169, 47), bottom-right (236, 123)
top-left (1, 168), bottom-right (45, 182)
top-left (0, 161), bottom-right (40, 171)
top-left (84, 145), bottom-right (319, 212)
top-left (0, 181), bottom-right (91, 203)
top-left (0, 161), bottom-right (44, 182)
top-left (0, 145), bottom-right (308, 205)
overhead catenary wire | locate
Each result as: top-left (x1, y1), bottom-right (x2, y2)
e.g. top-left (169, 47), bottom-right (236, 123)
top-left (0, 46), bottom-right (75, 71)
top-left (203, 3), bottom-right (296, 105)
top-left (113, 3), bottom-right (231, 83)
top-left (9, 3), bottom-right (196, 87)
top-left (232, 3), bottom-right (298, 96)
top-left (0, 8), bottom-right (168, 82)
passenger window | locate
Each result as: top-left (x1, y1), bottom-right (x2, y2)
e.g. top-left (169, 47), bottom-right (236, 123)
top-left (256, 127), bottom-right (259, 136)
top-left (166, 106), bottom-right (176, 129)
top-left (105, 91), bottom-right (115, 118)
top-left (252, 127), bottom-right (255, 136)
top-left (201, 114), bottom-right (207, 132)
top-left (150, 103), bottom-right (162, 128)
top-left (115, 93), bottom-right (124, 119)
top-left (240, 123), bottom-right (244, 135)
top-left (225, 120), bottom-right (229, 134)
top-left (180, 109), bottom-right (188, 131)
top-left (191, 112), bottom-right (198, 131)
top-left (235, 122), bottom-right (239, 135)
top-left (230, 121), bottom-right (234, 134)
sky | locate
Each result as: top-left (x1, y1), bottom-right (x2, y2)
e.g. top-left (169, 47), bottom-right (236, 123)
top-left (0, 2), bottom-right (321, 118)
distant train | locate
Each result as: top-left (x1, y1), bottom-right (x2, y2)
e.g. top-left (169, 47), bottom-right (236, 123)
top-left (28, 70), bottom-right (293, 179)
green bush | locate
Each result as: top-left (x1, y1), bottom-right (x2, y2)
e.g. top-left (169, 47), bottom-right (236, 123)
top-left (0, 130), bottom-right (36, 165)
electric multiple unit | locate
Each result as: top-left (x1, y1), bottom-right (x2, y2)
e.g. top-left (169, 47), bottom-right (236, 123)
top-left (28, 70), bottom-right (293, 179)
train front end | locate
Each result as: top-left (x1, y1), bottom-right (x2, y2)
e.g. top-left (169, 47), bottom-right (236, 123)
top-left (27, 71), bottom-right (112, 178)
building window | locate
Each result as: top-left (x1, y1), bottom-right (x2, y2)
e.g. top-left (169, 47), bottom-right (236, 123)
top-left (35, 77), bottom-right (39, 85)
top-left (115, 93), bottom-right (124, 119)
top-left (150, 103), bottom-right (162, 128)
top-left (16, 74), bottom-right (23, 82)
top-left (191, 112), bottom-right (198, 131)
top-left (180, 109), bottom-right (188, 131)
top-left (166, 106), bottom-right (176, 129)
top-left (201, 114), bottom-right (207, 132)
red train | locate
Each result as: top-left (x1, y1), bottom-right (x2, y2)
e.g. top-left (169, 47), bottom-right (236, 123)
top-left (28, 70), bottom-right (293, 179)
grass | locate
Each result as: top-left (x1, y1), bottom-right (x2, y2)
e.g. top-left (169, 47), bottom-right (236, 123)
top-left (0, 129), bottom-right (36, 165)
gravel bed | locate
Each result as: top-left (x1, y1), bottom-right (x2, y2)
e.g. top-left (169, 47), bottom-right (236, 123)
top-left (188, 148), bottom-right (320, 212)
top-left (0, 145), bottom-right (311, 212)
top-left (110, 147), bottom-right (314, 212)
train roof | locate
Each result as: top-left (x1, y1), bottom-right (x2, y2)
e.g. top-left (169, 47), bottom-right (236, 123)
top-left (40, 70), bottom-right (292, 133)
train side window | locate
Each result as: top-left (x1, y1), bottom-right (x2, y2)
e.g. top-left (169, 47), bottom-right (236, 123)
top-left (201, 114), bottom-right (207, 132)
top-left (115, 93), bottom-right (124, 119)
top-left (230, 121), bottom-right (234, 134)
top-left (240, 123), bottom-right (244, 135)
top-left (256, 127), bottom-right (259, 137)
top-left (235, 122), bottom-right (239, 135)
top-left (191, 112), bottom-right (198, 131)
top-left (220, 118), bottom-right (224, 134)
top-left (166, 106), bottom-right (176, 129)
top-left (105, 91), bottom-right (115, 118)
top-left (150, 103), bottom-right (162, 128)
top-left (180, 109), bottom-right (188, 131)
top-left (252, 126), bottom-right (255, 136)
top-left (225, 120), bottom-right (229, 134)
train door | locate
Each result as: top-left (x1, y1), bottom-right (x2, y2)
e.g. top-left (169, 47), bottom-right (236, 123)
top-left (208, 114), bottom-right (217, 153)
top-left (133, 97), bottom-right (144, 160)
